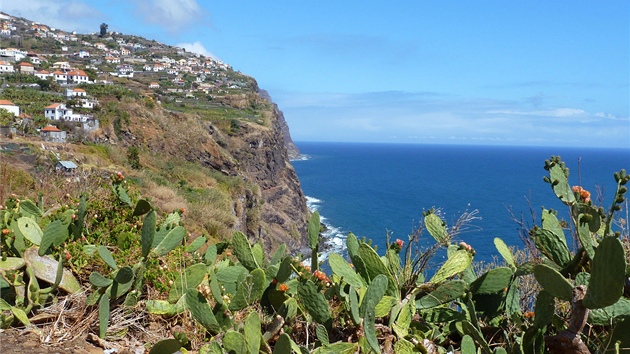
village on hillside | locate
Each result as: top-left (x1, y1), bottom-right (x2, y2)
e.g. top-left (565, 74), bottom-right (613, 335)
top-left (0, 12), bottom-right (252, 154)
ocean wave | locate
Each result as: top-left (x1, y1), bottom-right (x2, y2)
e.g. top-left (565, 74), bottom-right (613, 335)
top-left (290, 154), bottom-right (310, 161)
top-left (304, 195), bottom-right (347, 263)
top-left (305, 196), bottom-right (323, 212)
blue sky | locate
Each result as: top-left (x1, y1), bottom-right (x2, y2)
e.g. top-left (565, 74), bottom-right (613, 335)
top-left (4, 0), bottom-right (629, 148)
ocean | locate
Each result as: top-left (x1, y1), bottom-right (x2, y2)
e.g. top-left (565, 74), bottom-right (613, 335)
top-left (291, 142), bottom-right (630, 267)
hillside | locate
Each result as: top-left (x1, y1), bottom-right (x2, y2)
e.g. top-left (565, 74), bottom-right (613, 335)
top-left (0, 13), bottom-right (310, 253)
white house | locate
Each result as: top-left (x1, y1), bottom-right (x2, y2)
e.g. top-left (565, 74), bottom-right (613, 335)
top-left (117, 64), bottom-right (133, 74)
top-left (66, 88), bottom-right (87, 98)
top-left (45, 103), bottom-right (72, 120)
top-left (52, 61), bottom-right (70, 69)
top-left (66, 69), bottom-right (89, 84)
top-left (35, 70), bottom-right (51, 80)
top-left (0, 99), bottom-right (19, 116)
top-left (79, 98), bottom-right (97, 109)
top-left (52, 70), bottom-right (67, 83)
top-left (0, 60), bottom-right (13, 73)
top-left (0, 48), bottom-right (26, 61)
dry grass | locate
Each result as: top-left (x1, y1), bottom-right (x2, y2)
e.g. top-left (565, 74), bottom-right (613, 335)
top-left (140, 180), bottom-right (188, 214)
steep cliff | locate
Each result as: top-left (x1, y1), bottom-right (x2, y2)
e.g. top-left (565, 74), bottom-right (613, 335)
top-left (88, 84), bottom-right (310, 252)
top-left (259, 89), bottom-right (301, 159)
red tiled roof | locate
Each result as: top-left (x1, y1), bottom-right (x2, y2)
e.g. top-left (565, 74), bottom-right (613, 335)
top-left (18, 62), bottom-right (33, 67)
top-left (0, 99), bottom-right (15, 105)
top-left (67, 69), bottom-right (87, 76)
top-left (73, 88), bottom-right (86, 92)
top-left (45, 103), bottom-right (62, 109)
top-left (42, 125), bottom-right (61, 132)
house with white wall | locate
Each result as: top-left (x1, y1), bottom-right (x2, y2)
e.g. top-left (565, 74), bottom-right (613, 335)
top-left (66, 88), bottom-right (87, 98)
top-left (0, 99), bottom-right (19, 116)
top-left (52, 70), bottom-right (67, 83)
top-left (35, 70), bottom-right (51, 80)
top-left (66, 69), bottom-right (89, 84)
top-left (0, 60), bottom-right (13, 73)
top-left (45, 103), bottom-right (72, 120)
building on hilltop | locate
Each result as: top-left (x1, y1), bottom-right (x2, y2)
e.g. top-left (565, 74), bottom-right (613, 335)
top-left (35, 69), bottom-right (51, 80)
top-left (52, 70), bottom-right (67, 83)
top-left (66, 88), bottom-right (87, 98)
top-left (66, 69), bottom-right (89, 84)
top-left (41, 125), bottom-right (66, 143)
top-left (0, 60), bottom-right (13, 73)
top-left (52, 61), bottom-right (71, 69)
top-left (17, 61), bottom-right (35, 75)
top-left (45, 103), bottom-right (71, 120)
top-left (0, 99), bottom-right (19, 116)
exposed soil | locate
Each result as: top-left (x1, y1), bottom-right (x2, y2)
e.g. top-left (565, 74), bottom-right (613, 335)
top-left (0, 329), bottom-right (108, 354)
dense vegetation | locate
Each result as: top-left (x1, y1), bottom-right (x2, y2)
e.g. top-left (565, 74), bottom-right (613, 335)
top-left (1, 156), bottom-right (629, 353)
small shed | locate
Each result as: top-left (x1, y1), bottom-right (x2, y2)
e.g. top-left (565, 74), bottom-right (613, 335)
top-left (55, 160), bottom-right (78, 173)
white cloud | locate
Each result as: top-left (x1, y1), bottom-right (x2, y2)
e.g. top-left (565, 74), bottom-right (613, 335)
top-left (1, 0), bottom-right (103, 32)
top-left (487, 108), bottom-right (587, 117)
top-left (132, 0), bottom-right (209, 32)
top-left (175, 41), bottom-right (219, 60)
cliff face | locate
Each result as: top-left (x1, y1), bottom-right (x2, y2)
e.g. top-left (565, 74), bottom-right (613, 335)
top-left (89, 89), bottom-right (310, 253)
top-left (259, 89), bottom-right (301, 160)
top-left (224, 108), bottom-right (309, 252)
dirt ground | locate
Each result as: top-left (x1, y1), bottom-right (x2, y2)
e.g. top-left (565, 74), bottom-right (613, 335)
top-left (0, 329), bottom-right (144, 354)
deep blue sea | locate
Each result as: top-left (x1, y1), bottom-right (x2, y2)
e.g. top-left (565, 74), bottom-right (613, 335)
top-left (291, 142), bottom-right (630, 266)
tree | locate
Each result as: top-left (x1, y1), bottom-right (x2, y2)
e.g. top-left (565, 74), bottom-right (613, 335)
top-left (100, 23), bottom-right (108, 37)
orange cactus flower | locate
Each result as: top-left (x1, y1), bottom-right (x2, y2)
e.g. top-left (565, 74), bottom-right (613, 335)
top-left (278, 283), bottom-right (289, 292)
top-left (572, 186), bottom-right (591, 203)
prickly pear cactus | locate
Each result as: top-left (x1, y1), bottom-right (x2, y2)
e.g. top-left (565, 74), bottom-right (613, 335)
top-left (470, 267), bottom-right (513, 295)
top-left (231, 231), bottom-right (260, 271)
top-left (543, 156), bottom-right (576, 205)
top-left (424, 210), bottom-right (449, 245)
top-left (533, 264), bottom-right (573, 301)
top-left (185, 289), bottom-right (220, 334)
top-left (430, 249), bottom-right (473, 284)
top-left (297, 279), bottom-right (331, 326)
top-left (583, 236), bottom-right (626, 309)
top-left (417, 280), bottom-right (467, 309)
